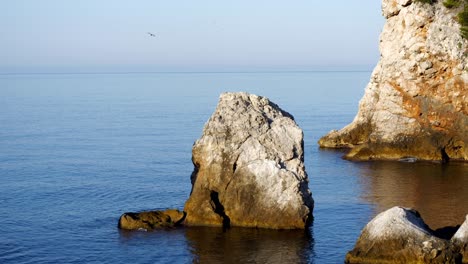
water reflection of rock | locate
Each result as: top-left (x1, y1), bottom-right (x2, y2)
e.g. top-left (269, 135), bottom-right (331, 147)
top-left (185, 226), bottom-right (314, 263)
top-left (358, 161), bottom-right (468, 229)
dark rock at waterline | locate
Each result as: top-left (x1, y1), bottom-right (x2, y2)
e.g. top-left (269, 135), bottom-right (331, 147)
top-left (118, 209), bottom-right (186, 230)
top-left (345, 206), bottom-right (463, 264)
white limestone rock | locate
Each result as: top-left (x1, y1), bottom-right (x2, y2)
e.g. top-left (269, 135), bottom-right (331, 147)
top-left (453, 215), bottom-right (468, 243)
top-left (452, 215), bottom-right (468, 263)
top-left (365, 206), bottom-right (433, 240)
top-left (320, 0), bottom-right (468, 162)
top-left (382, 0), bottom-right (412, 18)
top-left (184, 92), bottom-right (313, 229)
top-left (346, 206), bottom-right (461, 263)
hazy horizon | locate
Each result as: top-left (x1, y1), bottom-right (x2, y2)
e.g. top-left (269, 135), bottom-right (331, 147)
top-left (2, 1), bottom-right (384, 74)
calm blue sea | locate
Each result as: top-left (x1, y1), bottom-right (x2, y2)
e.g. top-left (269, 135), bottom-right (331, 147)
top-left (1, 72), bottom-right (467, 263)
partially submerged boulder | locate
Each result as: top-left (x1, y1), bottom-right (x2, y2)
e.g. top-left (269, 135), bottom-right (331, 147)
top-left (118, 209), bottom-right (185, 230)
top-left (452, 215), bottom-right (468, 263)
top-left (184, 92), bottom-right (314, 229)
top-left (346, 206), bottom-right (461, 263)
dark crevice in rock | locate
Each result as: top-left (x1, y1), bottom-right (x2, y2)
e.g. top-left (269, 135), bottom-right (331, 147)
top-left (390, 10), bottom-right (401, 18)
top-left (403, 1), bottom-right (412, 7)
top-left (278, 161), bottom-right (286, 169)
top-left (260, 112), bottom-right (273, 126)
top-left (441, 147), bottom-right (450, 163)
top-left (209, 191), bottom-right (231, 229)
top-left (224, 153), bottom-right (240, 192)
top-left (189, 165), bottom-right (199, 195)
top-left (238, 135), bottom-right (252, 149)
top-left (232, 151), bottom-right (241, 174)
top-left (224, 174), bottom-right (234, 192)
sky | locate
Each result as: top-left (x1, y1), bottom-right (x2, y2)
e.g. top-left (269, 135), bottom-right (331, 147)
top-left (1, 1), bottom-right (384, 73)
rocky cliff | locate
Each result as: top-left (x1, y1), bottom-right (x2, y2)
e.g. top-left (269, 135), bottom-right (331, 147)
top-left (184, 92), bottom-right (314, 229)
top-left (319, 0), bottom-right (467, 161)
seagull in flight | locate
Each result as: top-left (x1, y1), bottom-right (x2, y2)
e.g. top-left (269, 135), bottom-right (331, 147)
top-left (147, 32), bottom-right (156, 37)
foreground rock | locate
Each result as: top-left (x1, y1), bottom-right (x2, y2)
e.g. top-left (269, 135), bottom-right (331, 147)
top-left (346, 207), bottom-right (462, 264)
top-left (319, 0), bottom-right (467, 161)
top-left (118, 209), bottom-right (185, 230)
top-left (184, 92), bottom-right (314, 229)
top-left (452, 215), bottom-right (468, 263)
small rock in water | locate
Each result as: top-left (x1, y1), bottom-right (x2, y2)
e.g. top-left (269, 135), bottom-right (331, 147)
top-left (118, 209), bottom-right (185, 230)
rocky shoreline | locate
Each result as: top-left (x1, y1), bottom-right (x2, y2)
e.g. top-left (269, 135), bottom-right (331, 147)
top-left (118, 92), bottom-right (466, 263)
top-left (118, 0), bottom-right (467, 263)
top-left (319, 0), bottom-right (467, 162)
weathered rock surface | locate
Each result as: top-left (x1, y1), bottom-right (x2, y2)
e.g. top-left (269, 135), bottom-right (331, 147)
top-left (319, 0), bottom-right (468, 161)
top-left (184, 92), bottom-right (314, 229)
top-left (118, 209), bottom-right (185, 230)
top-left (346, 206), bottom-right (462, 264)
top-left (452, 215), bottom-right (468, 263)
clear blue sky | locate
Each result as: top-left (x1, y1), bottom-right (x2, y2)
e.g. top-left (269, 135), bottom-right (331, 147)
top-left (1, 0), bottom-right (384, 73)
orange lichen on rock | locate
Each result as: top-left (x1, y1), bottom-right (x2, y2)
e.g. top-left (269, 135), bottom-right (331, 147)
top-left (319, 0), bottom-right (467, 162)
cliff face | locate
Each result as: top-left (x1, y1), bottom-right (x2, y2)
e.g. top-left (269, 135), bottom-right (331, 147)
top-left (319, 0), bottom-right (468, 161)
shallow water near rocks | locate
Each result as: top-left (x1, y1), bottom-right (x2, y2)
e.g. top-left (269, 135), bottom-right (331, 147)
top-left (1, 72), bottom-right (467, 263)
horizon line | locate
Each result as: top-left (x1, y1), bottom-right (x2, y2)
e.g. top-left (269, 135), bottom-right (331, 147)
top-left (0, 69), bottom-right (373, 76)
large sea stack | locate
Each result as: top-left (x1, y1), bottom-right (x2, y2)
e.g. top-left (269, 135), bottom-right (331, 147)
top-left (319, 0), bottom-right (467, 161)
top-left (184, 92), bottom-right (314, 229)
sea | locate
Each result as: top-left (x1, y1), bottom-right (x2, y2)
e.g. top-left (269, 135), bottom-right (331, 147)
top-left (1, 71), bottom-right (467, 263)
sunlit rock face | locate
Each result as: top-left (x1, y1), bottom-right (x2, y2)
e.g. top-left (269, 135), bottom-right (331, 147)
top-left (346, 207), bottom-right (462, 264)
top-left (184, 92), bottom-right (313, 229)
top-left (319, 0), bottom-right (467, 161)
top-left (452, 215), bottom-right (468, 263)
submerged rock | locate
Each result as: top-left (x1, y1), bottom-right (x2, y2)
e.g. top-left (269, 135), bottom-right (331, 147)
top-left (184, 92), bottom-right (313, 229)
top-left (452, 215), bottom-right (468, 263)
top-left (118, 209), bottom-right (185, 230)
top-left (346, 206), bottom-right (462, 264)
top-left (319, 0), bottom-right (467, 161)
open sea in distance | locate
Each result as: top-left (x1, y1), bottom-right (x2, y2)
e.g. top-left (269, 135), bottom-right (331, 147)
top-left (1, 71), bottom-right (467, 263)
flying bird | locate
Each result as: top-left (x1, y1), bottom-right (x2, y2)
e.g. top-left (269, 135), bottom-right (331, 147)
top-left (147, 32), bottom-right (156, 37)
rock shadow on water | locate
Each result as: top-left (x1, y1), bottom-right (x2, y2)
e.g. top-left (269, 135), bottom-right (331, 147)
top-left (117, 224), bottom-right (315, 263)
top-left (185, 226), bottom-right (315, 264)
